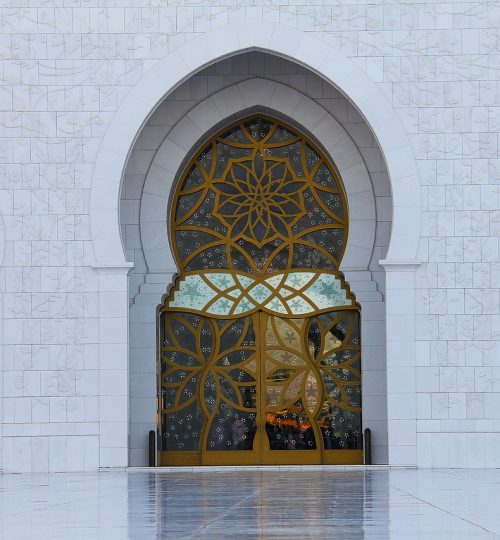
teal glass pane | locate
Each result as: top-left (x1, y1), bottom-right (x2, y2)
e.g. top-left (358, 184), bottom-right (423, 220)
top-left (233, 297), bottom-right (256, 315)
top-left (169, 275), bottom-right (217, 310)
top-left (236, 275), bottom-right (255, 289)
top-left (206, 297), bottom-right (234, 315)
top-left (264, 297), bottom-right (288, 314)
top-left (247, 283), bottom-right (272, 303)
top-left (304, 274), bottom-right (352, 309)
top-left (284, 272), bottom-right (315, 289)
top-left (264, 274), bottom-right (285, 288)
top-left (168, 270), bottom-right (352, 316)
top-left (205, 273), bottom-right (236, 291)
top-left (286, 296), bottom-right (315, 314)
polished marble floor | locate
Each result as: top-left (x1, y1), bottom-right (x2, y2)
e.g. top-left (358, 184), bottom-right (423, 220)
top-left (0, 467), bottom-right (499, 539)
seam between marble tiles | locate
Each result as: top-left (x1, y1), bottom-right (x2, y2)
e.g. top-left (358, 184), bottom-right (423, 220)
top-left (390, 484), bottom-right (500, 538)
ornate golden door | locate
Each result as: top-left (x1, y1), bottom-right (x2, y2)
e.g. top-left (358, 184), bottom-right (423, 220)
top-left (158, 116), bottom-right (362, 466)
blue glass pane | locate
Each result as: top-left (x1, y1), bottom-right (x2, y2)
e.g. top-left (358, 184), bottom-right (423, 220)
top-left (168, 270), bottom-right (353, 316)
top-left (284, 272), bottom-right (315, 289)
top-left (233, 297), bottom-right (256, 315)
top-left (265, 274), bottom-right (285, 288)
top-left (206, 297), bottom-right (234, 315)
top-left (235, 275), bottom-right (255, 289)
top-left (304, 274), bottom-right (352, 309)
top-left (286, 296), bottom-right (315, 315)
top-left (205, 273), bottom-right (236, 290)
top-left (264, 297), bottom-right (288, 314)
top-left (169, 275), bottom-right (217, 310)
top-left (247, 283), bottom-right (272, 303)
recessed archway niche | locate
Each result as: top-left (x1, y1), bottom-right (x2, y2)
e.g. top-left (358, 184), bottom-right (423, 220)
top-left (90, 21), bottom-right (421, 469)
top-left (126, 68), bottom-right (388, 466)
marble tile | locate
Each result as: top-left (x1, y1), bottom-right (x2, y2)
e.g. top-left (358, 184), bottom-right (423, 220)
top-left (0, 468), bottom-right (499, 539)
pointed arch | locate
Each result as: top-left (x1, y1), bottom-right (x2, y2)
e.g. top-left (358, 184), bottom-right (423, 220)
top-left (90, 20), bottom-right (421, 269)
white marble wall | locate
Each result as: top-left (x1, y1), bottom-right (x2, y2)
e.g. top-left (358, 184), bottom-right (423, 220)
top-left (0, 1), bottom-right (500, 470)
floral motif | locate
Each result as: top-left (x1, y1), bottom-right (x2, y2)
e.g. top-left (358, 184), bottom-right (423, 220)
top-left (166, 269), bottom-right (354, 317)
top-left (172, 116), bottom-right (348, 274)
top-left (211, 153), bottom-right (307, 247)
top-left (160, 116), bottom-right (362, 460)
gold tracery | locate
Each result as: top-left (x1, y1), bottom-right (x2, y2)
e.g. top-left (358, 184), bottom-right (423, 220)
top-left (158, 115), bottom-right (362, 465)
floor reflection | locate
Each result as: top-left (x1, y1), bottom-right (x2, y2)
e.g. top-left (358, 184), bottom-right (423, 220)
top-left (133, 469), bottom-right (383, 539)
top-left (0, 469), bottom-right (499, 539)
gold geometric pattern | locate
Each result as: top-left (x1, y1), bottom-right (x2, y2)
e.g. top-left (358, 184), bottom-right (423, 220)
top-left (159, 115), bottom-right (363, 466)
top-left (263, 311), bottom-right (361, 452)
top-left (211, 153), bottom-right (307, 248)
top-left (160, 313), bottom-right (258, 453)
top-left (171, 115), bottom-right (348, 275)
top-left (162, 269), bottom-right (355, 318)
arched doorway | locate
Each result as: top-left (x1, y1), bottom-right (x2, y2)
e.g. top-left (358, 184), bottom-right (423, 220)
top-left (158, 115), bottom-right (362, 466)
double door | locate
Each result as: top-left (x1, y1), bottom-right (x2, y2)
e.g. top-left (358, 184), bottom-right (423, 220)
top-left (158, 310), bottom-right (362, 466)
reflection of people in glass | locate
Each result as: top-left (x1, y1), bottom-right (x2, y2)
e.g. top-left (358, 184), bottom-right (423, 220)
top-left (320, 406), bottom-right (362, 450)
top-left (243, 388), bottom-right (253, 408)
top-left (265, 412), bottom-right (316, 450)
top-left (208, 411), bottom-right (257, 451)
top-left (322, 406), bottom-right (337, 449)
top-left (229, 418), bottom-right (255, 450)
top-left (230, 419), bottom-right (246, 448)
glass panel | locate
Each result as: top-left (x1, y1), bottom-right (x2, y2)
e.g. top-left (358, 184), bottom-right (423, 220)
top-left (206, 317), bottom-right (257, 451)
top-left (160, 313), bottom-right (205, 452)
top-left (263, 316), bottom-right (317, 451)
top-left (171, 115), bottom-right (348, 275)
top-left (265, 398), bottom-right (316, 450)
top-left (162, 401), bottom-right (204, 451)
top-left (285, 296), bottom-right (314, 315)
top-left (206, 400), bottom-right (257, 451)
top-left (245, 118), bottom-right (273, 141)
top-left (316, 311), bottom-right (362, 450)
top-left (302, 273), bottom-right (352, 309)
top-left (247, 283), bottom-right (273, 303)
top-left (160, 313), bottom-right (258, 454)
top-left (168, 270), bottom-right (353, 317)
top-left (261, 312), bottom-right (361, 454)
top-left (169, 275), bottom-right (218, 311)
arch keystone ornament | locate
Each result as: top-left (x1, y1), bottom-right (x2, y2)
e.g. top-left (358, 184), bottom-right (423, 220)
top-left (158, 115), bottom-right (363, 466)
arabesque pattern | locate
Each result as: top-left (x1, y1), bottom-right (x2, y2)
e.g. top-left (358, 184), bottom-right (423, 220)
top-left (160, 313), bottom-right (258, 453)
top-left (159, 115), bottom-right (362, 464)
top-left (166, 269), bottom-right (354, 317)
top-left (263, 311), bottom-right (361, 451)
top-left (171, 116), bottom-right (348, 275)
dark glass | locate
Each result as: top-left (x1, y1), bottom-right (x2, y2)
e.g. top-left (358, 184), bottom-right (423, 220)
top-left (162, 401), bottom-right (204, 451)
top-left (265, 398), bottom-right (316, 450)
top-left (316, 311), bottom-right (362, 450)
top-left (172, 116), bottom-right (348, 274)
top-left (207, 316), bottom-right (257, 451)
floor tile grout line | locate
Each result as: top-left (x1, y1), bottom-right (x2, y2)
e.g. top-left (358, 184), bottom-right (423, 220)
top-left (390, 484), bottom-right (500, 538)
top-left (185, 473), bottom-right (278, 538)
